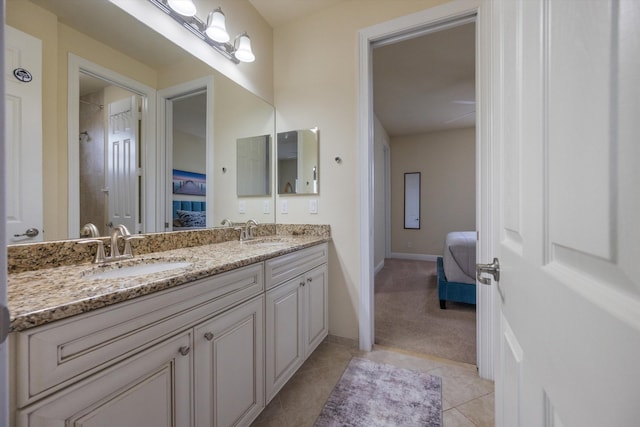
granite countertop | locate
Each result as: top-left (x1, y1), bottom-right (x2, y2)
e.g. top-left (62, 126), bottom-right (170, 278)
top-left (8, 235), bottom-right (329, 333)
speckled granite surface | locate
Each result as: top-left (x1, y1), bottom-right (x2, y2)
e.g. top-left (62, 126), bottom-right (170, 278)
top-left (7, 225), bottom-right (330, 332)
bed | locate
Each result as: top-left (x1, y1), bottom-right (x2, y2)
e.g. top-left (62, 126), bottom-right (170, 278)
top-left (437, 231), bottom-right (477, 309)
top-left (172, 200), bottom-right (206, 229)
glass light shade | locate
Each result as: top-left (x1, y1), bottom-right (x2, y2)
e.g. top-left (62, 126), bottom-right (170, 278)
top-left (167, 0), bottom-right (197, 17)
top-left (205, 9), bottom-right (230, 43)
top-left (234, 34), bottom-right (255, 63)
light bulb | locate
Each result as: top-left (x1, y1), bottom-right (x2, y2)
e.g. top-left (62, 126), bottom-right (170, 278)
top-left (167, 0), bottom-right (196, 17)
top-left (205, 9), bottom-right (230, 43)
top-left (234, 33), bottom-right (255, 63)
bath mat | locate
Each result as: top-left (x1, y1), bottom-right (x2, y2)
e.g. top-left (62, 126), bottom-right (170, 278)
top-left (314, 357), bottom-right (442, 427)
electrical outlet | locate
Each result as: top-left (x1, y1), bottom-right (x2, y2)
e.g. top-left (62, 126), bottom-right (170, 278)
top-left (238, 200), bottom-right (246, 214)
top-left (280, 199), bottom-right (288, 214)
top-left (263, 200), bottom-right (270, 214)
top-left (309, 199), bottom-right (318, 214)
top-left (407, 241), bottom-right (413, 248)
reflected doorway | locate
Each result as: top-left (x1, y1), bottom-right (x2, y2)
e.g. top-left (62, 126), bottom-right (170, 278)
top-left (79, 73), bottom-right (140, 236)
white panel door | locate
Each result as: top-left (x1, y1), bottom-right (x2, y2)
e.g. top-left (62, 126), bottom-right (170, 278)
top-left (490, 1), bottom-right (640, 426)
top-left (107, 96), bottom-right (139, 233)
top-left (4, 26), bottom-right (43, 244)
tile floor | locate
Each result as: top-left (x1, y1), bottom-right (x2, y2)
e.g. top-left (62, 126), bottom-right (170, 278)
top-left (251, 338), bottom-right (494, 427)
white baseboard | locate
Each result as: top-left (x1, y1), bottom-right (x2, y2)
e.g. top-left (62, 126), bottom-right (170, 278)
top-left (390, 252), bottom-right (439, 262)
top-left (374, 259), bottom-right (385, 274)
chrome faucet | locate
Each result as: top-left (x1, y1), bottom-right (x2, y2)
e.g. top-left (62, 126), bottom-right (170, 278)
top-left (220, 218), bottom-right (233, 227)
top-left (80, 224), bottom-right (144, 264)
top-left (245, 219), bottom-right (258, 239)
top-left (80, 223), bottom-right (99, 238)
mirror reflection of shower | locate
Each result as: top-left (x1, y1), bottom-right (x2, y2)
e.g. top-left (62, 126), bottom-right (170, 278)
top-left (79, 72), bottom-right (139, 237)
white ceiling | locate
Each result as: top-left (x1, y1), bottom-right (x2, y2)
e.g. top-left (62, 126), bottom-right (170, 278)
top-left (372, 22), bottom-right (476, 137)
top-left (33, 0), bottom-right (475, 138)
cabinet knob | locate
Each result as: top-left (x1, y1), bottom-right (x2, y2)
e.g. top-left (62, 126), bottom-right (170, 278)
top-left (300, 281), bottom-right (305, 287)
top-left (307, 277), bottom-right (313, 283)
top-left (204, 332), bottom-right (214, 341)
top-left (178, 346), bottom-right (190, 356)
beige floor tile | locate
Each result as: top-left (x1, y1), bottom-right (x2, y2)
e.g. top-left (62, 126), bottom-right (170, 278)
top-left (457, 393), bottom-right (495, 427)
top-left (443, 408), bottom-right (477, 426)
top-left (431, 364), bottom-right (494, 407)
top-left (251, 339), bottom-right (495, 427)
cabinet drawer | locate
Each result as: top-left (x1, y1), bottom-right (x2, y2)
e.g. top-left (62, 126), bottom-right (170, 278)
top-left (265, 243), bottom-right (328, 290)
top-left (15, 263), bottom-right (263, 407)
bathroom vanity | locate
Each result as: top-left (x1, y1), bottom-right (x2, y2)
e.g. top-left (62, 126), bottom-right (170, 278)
top-left (7, 229), bottom-right (329, 427)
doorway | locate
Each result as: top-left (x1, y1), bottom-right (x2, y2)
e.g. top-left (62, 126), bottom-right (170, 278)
top-left (371, 22), bottom-right (477, 364)
top-left (68, 54), bottom-right (157, 239)
top-left (78, 73), bottom-right (140, 236)
top-left (157, 76), bottom-right (214, 231)
top-left (358, 0), bottom-right (495, 379)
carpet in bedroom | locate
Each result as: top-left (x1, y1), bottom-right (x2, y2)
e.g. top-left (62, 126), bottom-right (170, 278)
top-left (375, 258), bottom-right (476, 364)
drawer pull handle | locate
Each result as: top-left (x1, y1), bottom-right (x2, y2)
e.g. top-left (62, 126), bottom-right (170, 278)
top-left (178, 346), bottom-right (190, 356)
top-left (204, 332), bottom-right (214, 341)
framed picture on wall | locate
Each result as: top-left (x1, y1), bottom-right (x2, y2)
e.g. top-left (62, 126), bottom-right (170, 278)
top-left (172, 169), bottom-right (206, 196)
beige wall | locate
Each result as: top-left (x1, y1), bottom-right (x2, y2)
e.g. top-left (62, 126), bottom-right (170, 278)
top-left (272, 0), bottom-right (449, 340)
top-left (390, 127), bottom-right (476, 256)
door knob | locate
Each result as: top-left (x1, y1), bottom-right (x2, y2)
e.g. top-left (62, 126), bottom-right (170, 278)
top-left (476, 258), bottom-right (500, 285)
top-left (14, 228), bottom-right (39, 238)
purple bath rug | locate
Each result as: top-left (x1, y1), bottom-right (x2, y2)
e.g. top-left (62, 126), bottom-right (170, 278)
top-left (314, 357), bottom-right (442, 427)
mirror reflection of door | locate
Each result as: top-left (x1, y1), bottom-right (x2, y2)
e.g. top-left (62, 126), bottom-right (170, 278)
top-left (170, 91), bottom-right (207, 229)
top-left (79, 73), bottom-right (140, 236)
top-left (237, 135), bottom-right (271, 196)
top-left (277, 131), bottom-right (298, 194)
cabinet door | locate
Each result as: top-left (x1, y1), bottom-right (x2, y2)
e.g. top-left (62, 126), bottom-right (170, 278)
top-left (303, 264), bottom-right (328, 357)
top-left (18, 331), bottom-right (193, 427)
top-left (194, 296), bottom-right (264, 427)
top-left (265, 277), bottom-right (304, 402)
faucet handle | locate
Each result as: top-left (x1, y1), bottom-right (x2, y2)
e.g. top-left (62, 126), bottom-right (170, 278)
top-left (234, 226), bottom-right (247, 242)
top-left (79, 239), bottom-right (106, 264)
top-left (122, 235), bottom-right (144, 257)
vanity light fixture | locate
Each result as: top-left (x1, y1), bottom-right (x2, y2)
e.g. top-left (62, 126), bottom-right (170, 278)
top-left (206, 8), bottom-right (230, 43)
top-left (149, 0), bottom-right (255, 64)
top-left (234, 33), bottom-right (255, 63)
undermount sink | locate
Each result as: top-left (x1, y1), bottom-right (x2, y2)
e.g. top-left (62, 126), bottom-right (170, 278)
top-left (84, 261), bottom-right (192, 280)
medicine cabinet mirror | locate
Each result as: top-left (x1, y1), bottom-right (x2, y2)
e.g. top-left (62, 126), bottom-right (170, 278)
top-left (277, 128), bottom-right (319, 195)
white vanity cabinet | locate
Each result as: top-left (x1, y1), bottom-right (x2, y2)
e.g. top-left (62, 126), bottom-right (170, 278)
top-left (264, 244), bottom-right (328, 402)
top-left (16, 330), bottom-right (194, 426)
top-left (13, 263), bottom-right (265, 427)
top-left (194, 295), bottom-right (264, 427)
top-left (11, 241), bottom-right (330, 426)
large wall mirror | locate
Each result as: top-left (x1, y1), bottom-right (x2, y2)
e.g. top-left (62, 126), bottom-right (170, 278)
top-left (8, 0), bottom-right (276, 242)
top-left (277, 128), bottom-right (319, 195)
